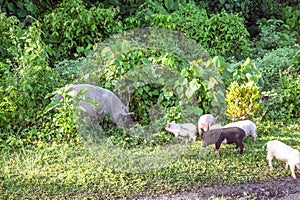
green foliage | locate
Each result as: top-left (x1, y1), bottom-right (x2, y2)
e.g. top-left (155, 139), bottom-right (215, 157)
top-left (126, 3), bottom-right (250, 61)
top-left (282, 5), bottom-right (300, 34)
top-left (255, 46), bottom-right (299, 90)
top-left (226, 81), bottom-right (261, 121)
top-left (124, 0), bottom-right (168, 29)
top-left (254, 45), bottom-right (300, 122)
top-left (205, 10), bottom-right (250, 60)
top-left (252, 19), bottom-right (297, 58)
top-left (0, 0), bottom-right (58, 21)
top-left (206, 0), bottom-right (251, 18)
top-left (43, 88), bottom-right (79, 142)
top-left (247, 0), bottom-right (284, 22)
top-left (53, 57), bottom-right (85, 85)
top-left (0, 13), bottom-right (61, 150)
top-left (0, 13), bottom-right (20, 62)
top-left (214, 56), bottom-right (264, 88)
top-left (259, 76), bottom-right (300, 122)
top-left (42, 0), bottom-right (123, 61)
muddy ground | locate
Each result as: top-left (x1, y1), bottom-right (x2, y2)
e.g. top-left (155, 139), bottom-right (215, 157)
top-left (136, 176), bottom-right (300, 200)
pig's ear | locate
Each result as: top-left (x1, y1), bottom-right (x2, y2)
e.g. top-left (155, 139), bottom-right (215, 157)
top-left (200, 128), bottom-right (205, 139)
top-left (215, 115), bottom-right (219, 121)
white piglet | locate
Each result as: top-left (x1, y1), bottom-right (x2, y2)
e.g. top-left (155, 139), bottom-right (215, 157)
top-left (165, 121), bottom-right (197, 142)
top-left (263, 140), bottom-right (300, 179)
top-left (198, 114), bottom-right (218, 139)
top-left (223, 120), bottom-right (257, 141)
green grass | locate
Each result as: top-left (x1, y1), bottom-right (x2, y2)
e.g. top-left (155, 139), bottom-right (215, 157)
top-left (1, 122), bottom-right (299, 199)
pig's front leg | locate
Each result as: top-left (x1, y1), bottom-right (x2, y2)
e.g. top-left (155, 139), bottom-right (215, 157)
top-left (266, 153), bottom-right (274, 168)
top-left (174, 132), bottom-right (179, 138)
top-left (215, 142), bottom-right (221, 154)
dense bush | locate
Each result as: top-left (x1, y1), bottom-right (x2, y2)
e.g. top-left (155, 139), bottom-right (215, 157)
top-left (0, 14), bottom-right (61, 150)
top-left (126, 3), bottom-right (251, 61)
top-left (255, 46), bottom-right (299, 90)
top-left (226, 81), bottom-right (260, 121)
top-left (251, 19), bottom-right (297, 58)
top-left (214, 56), bottom-right (264, 89)
top-left (204, 10), bottom-right (250, 60)
top-left (282, 5), bottom-right (300, 34)
top-left (0, 13), bottom-right (19, 62)
top-left (43, 0), bottom-right (123, 61)
top-left (256, 45), bottom-right (300, 121)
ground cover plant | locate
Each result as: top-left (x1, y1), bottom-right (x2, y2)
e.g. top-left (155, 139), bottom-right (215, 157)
top-left (0, 0), bottom-right (299, 199)
top-left (1, 123), bottom-right (299, 199)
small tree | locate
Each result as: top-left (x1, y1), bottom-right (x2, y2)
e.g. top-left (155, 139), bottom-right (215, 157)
top-left (226, 81), bottom-right (260, 121)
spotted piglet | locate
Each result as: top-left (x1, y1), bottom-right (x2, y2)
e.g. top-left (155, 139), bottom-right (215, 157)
top-left (201, 127), bottom-right (246, 154)
top-left (264, 140), bottom-right (300, 179)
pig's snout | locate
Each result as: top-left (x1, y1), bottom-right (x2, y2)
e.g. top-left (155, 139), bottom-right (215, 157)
top-left (200, 124), bottom-right (209, 131)
top-left (165, 124), bottom-right (171, 129)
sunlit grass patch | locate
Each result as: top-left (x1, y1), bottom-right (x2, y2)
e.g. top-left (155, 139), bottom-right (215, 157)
top-left (0, 124), bottom-right (299, 199)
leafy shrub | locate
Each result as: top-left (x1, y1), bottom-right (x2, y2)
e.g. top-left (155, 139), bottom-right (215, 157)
top-left (226, 81), bottom-right (261, 121)
top-left (282, 5), bottom-right (300, 34)
top-left (204, 10), bottom-right (250, 60)
top-left (0, 0), bottom-right (56, 21)
top-left (43, 88), bottom-right (79, 142)
top-left (252, 19), bottom-right (297, 58)
top-left (254, 46), bottom-right (299, 91)
top-left (43, 0), bottom-right (123, 61)
top-left (0, 13), bottom-right (19, 62)
top-left (0, 14), bottom-right (62, 150)
top-left (255, 45), bottom-right (300, 122)
top-left (126, 3), bottom-right (251, 61)
top-left (54, 57), bottom-right (85, 85)
top-left (206, 0), bottom-right (251, 19)
top-left (214, 56), bottom-right (264, 89)
top-left (259, 75), bottom-right (300, 122)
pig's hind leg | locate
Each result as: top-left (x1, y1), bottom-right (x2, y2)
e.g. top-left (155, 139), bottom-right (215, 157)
top-left (289, 164), bottom-right (297, 179)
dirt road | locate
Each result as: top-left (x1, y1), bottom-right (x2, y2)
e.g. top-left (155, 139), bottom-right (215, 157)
top-left (137, 177), bottom-right (300, 200)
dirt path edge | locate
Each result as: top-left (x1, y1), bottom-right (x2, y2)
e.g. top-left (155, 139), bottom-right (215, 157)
top-left (135, 177), bottom-right (300, 200)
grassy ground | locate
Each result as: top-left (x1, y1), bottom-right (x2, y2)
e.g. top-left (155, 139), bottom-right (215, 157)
top-left (1, 122), bottom-right (299, 199)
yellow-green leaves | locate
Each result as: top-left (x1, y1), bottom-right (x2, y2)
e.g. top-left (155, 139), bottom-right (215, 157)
top-left (226, 81), bottom-right (260, 121)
